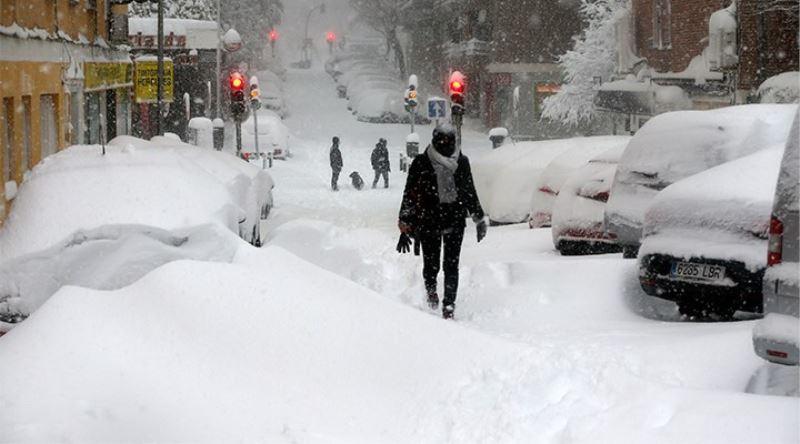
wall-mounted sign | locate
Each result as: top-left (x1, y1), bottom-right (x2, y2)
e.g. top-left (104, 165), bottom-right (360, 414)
top-left (134, 58), bottom-right (174, 103)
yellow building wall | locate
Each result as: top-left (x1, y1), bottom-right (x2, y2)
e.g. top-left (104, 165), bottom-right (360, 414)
top-left (0, 61), bottom-right (68, 222)
top-left (1, 0), bottom-right (106, 42)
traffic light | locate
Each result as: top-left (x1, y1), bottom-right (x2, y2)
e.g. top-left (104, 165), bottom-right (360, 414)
top-left (229, 71), bottom-right (247, 122)
top-left (269, 30), bottom-right (278, 42)
top-left (449, 71), bottom-right (466, 116)
top-left (326, 32), bottom-right (336, 43)
top-left (404, 74), bottom-right (419, 113)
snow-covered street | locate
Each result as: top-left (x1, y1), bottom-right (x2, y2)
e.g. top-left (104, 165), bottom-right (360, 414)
top-left (0, 65), bottom-right (797, 443)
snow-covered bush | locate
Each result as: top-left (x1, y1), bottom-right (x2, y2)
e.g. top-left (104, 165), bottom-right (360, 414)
top-left (542, 0), bottom-right (630, 125)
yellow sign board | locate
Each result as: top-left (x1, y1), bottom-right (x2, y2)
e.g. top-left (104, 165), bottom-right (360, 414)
top-left (134, 59), bottom-right (174, 103)
top-left (84, 62), bottom-right (132, 91)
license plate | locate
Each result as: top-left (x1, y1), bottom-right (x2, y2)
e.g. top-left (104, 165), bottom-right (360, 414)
top-left (670, 261), bottom-right (726, 283)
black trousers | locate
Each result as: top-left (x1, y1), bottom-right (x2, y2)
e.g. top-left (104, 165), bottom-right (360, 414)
top-left (331, 169), bottom-right (340, 190)
top-left (372, 170), bottom-right (389, 188)
top-left (419, 226), bottom-right (465, 308)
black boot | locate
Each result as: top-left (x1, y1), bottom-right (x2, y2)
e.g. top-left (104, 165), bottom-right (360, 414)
top-left (442, 304), bottom-right (455, 319)
top-left (427, 292), bottom-right (439, 310)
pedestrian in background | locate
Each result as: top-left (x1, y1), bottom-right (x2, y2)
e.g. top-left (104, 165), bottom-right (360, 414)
top-left (330, 136), bottom-right (343, 191)
top-left (371, 138), bottom-right (391, 189)
top-left (396, 125), bottom-right (487, 319)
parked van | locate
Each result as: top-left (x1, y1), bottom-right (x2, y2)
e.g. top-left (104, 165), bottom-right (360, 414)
top-left (753, 112), bottom-right (800, 365)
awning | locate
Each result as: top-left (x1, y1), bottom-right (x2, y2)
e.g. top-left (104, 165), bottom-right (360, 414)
top-left (594, 79), bottom-right (691, 115)
top-left (594, 89), bottom-right (654, 115)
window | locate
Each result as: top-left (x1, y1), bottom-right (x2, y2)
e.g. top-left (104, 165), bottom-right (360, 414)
top-left (40, 95), bottom-right (58, 159)
top-left (652, 0), bottom-right (671, 49)
top-left (85, 92), bottom-right (101, 144)
top-left (21, 96), bottom-right (31, 172)
top-left (2, 98), bottom-right (13, 186)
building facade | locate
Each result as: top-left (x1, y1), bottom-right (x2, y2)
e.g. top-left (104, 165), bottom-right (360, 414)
top-left (401, 0), bottom-right (586, 140)
top-left (596, 0), bottom-right (799, 131)
top-left (0, 0), bottom-right (132, 222)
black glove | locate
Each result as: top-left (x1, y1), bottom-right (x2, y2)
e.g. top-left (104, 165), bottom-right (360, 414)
top-left (397, 233), bottom-right (412, 253)
top-left (476, 219), bottom-right (487, 243)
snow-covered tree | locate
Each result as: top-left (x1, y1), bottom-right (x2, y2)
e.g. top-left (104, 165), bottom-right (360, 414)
top-left (349, 0), bottom-right (406, 78)
top-left (130, 0), bottom-right (218, 21)
top-left (542, 0), bottom-right (629, 126)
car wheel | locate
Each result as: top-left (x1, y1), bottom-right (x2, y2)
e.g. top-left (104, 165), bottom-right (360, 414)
top-left (678, 299), bottom-right (737, 321)
top-left (252, 223), bottom-right (262, 248)
top-left (622, 245), bottom-right (639, 259)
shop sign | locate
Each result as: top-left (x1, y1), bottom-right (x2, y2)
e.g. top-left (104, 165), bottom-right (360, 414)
top-left (134, 59), bottom-right (174, 103)
top-left (129, 32), bottom-right (188, 49)
top-left (84, 62), bottom-right (132, 91)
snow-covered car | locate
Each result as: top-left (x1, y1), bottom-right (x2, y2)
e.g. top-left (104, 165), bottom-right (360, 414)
top-left (529, 136), bottom-right (631, 228)
top-left (472, 139), bottom-right (573, 224)
top-left (353, 89), bottom-right (406, 123)
top-left (0, 137), bottom-right (272, 261)
top-left (638, 146), bottom-right (785, 319)
top-left (242, 109), bottom-right (291, 160)
top-left (0, 224), bottom-right (239, 335)
top-left (753, 112), bottom-right (799, 365)
top-left (551, 144), bottom-right (627, 255)
top-left (256, 70), bottom-right (287, 117)
top-left (605, 104), bottom-right (797, 258)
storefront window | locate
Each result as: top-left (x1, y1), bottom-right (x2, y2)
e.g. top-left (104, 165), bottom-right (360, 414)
top-left (2, 97), bottom-right (13, 185)
top-left (40, 95), bottom-right (58, 159)
top-left (21, 96), bottom-right (31, 172)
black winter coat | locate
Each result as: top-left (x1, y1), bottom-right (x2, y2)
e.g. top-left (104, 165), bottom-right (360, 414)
top-left (371, 146), bottom-right (391, 172)
top-left (330, 145), bottom-right (343, 171)
top-left (399, 147), bottom-right (484, 234)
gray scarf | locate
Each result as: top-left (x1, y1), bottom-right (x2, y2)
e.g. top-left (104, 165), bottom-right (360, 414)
top-left (427, 145), bottom-right (460, 203)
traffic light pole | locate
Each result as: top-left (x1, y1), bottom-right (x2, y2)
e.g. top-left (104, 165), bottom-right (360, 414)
top-left (252, 101), bottom-right (260, 156)
top-left (156, 0), bottom-right (164, 136)
top-left (235, 122), bottom-right (242, 155)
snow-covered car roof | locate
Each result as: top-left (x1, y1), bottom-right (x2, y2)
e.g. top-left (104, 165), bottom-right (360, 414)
top-left (617, 104), bottom-right (796, 186)
top-left (640, 146), bottom-right (785, 270)
top-left (0, 137), bottom-right (271, 259)
top-left (242, 110), bottom-right (290, 154)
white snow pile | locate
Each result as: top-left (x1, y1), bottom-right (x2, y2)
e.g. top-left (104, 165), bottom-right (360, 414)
top-left (529, 136), bottom-right (631, 227)
top-left (0, 136), bottom-right (273, 259)
top-left (551, 144), bottom-right (627, 247)
top-left (1, 239), bottom-right (796, 443)
top-left (759, 72), bottom-right (800, 104)
top-left (640, 146), bottom-right (784, 270)
top-left (606, 104), bottom-right (798, 238)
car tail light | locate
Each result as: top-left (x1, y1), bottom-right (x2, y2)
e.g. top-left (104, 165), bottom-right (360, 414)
top-left (768, 215), bottom-right (783, 266)
top-left (767, 349), bottom-right (788, 359)
top-left (539, 186), bottom-right (557, 195)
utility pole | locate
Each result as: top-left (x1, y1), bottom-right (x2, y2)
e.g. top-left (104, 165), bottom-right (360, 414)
top-left (215, 0), bottom-right (222, 119)
top-left (156, 0), bottom-right (164, 136)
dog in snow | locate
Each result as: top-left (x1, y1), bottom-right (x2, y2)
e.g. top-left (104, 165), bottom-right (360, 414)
top-left (349, 171), bottom-right (365, 190)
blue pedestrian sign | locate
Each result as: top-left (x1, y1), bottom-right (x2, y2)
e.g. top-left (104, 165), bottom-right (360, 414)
top-left (427, 98), bottom-right (447, 119)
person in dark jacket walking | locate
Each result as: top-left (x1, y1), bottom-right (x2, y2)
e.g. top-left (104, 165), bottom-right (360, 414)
top-left (330, 136), bottom-right (343, 191)
top-left (371, 138), bottom-right (391, 188)
top-left (397, 125), bottom-right (487, 319)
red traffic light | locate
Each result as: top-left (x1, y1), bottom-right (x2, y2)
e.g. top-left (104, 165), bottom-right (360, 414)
top-left (326, 32), bottom-right (336, 43)
top-left (229, 72), bottom-right (245, 91)
top-left (269, 30), bottom-right (278, 42)
top-left (450, 80), bottom-right (464, 93)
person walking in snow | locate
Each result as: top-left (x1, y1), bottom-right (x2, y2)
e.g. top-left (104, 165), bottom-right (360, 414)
top-left (396, 125), bottom-right (487, 319)
top-left (371, 138), bottom-right (391, 189)
top-left (330, 136), bottom-right (343, 191)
